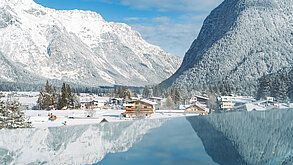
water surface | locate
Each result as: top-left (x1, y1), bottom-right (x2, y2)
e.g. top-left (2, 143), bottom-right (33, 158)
top-left (1, 110), bottom-right (293, 165)
top-left (98, 117), bottom-right (216, 165)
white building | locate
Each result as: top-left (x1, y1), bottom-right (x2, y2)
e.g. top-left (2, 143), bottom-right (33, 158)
top-left (79, 97), bottom-right (108, 109)
top-left (219, 96), bottom-right (255, 111)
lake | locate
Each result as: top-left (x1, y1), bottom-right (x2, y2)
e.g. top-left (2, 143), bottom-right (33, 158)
top-left (1, 110), bottom-right (293, 165)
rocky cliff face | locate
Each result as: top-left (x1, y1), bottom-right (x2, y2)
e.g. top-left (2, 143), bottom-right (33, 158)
top-left (161, 0), bottom-right (293, 90)
top-left (0, 0), bottom-right (181, 87)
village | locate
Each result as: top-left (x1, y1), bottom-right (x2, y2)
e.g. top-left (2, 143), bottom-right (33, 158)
top-left (1, 90), bottom-right (292, 128)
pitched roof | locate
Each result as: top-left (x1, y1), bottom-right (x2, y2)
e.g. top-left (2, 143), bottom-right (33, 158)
top-left (140, 99), bottom-right (157, 105)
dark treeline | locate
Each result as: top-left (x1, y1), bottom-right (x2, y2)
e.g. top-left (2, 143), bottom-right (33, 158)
top-left (141, 85), bottom-right (182, 109)
top-left (0, 81), bottom-right (111, 94)
top-left (111, 86), bottom-right (137, 100)
top-left (0, 81), bottom-right (44, 92)
top-left (0, 81), bottom-right (144, 97)
top-left (256, 70), bottom-right (293, 103)
top-left (181, 80), bottom-right (257, 100)
top-left (75, 86), bottom-right (109, 95)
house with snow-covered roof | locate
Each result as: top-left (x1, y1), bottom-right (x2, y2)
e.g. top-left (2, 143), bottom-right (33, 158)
top-left (185, 102), bottom-right (208, 115)
top-left (80, 97), bottom-right (107, 109)
top-left (191, 95), bottom-right (209, 105)
top-left (148, 97), bottom-right (163, 108)
top-left (219, 96), bottom-right (255, 111)
top-left (122, 99), bottom-right (157, 118)
top-left (110, 98), bottom-right (124, 105)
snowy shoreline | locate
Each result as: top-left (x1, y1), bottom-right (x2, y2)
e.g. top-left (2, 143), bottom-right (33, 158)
top-left (25, 109), bottom-right (200, 128)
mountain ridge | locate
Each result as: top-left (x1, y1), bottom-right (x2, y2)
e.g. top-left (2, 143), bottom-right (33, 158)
top-left (161, 0), bottom-right (293, 91)
top-left (0, 0), bottom-right (182, 87)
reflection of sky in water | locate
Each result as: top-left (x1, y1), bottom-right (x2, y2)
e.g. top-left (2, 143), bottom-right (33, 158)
top-left (98, 118), bottom-right (217, 165)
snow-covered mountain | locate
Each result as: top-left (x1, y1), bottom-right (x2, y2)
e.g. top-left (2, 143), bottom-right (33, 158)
top-left (0, 0), bottom-right (181, 87)
top-left (0, 119), bottom-right (167, 164)
top-left (161, 0), bottom-right (293, 90)
top-left (187, 110), bottom-right (293, 165)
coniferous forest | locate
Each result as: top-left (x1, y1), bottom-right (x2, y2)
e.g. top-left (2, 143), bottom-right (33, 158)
top-left (256, 69), bottom-right (293, 103)
top-left (37, 81), bottom-right (80, 110)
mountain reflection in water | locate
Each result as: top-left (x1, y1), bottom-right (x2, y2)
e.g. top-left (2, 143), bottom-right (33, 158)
top-left (1, 110), bottom-right (292, 165)
top-left (0, 119), bottom-right (166, 165)
top-left (187, 110), bottom-right (293, 165)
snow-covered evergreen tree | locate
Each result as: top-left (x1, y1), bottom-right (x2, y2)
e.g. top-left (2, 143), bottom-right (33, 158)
top-left (117, 86), bottom-right (123, 98)
top-left (142, 86), bottom-right (150, 98)
top-left (271, 74), bottom-right (289, 103)
top-left (0, 97), bottom-right (31, 129)
top-left (71, 88), bottom-right (80, 109)
top-left (256, 74), bottom-right (272, 100)
top-left (38, 80), bottom-right (59, 110)
top-left (52, 86), bottom-right (59, 109)
top-left (0, 94), bottom-right (5, 129)
top-left (59, 82), bottom-right (68, 110)
top-left (66, 84), bottom-right (72, 107)
top-left (288, 69), bottom-right (293, 102)
top-left (163, 95), bottom-right (175, 110)
top-left (173, 88), bottom-right (182, 104)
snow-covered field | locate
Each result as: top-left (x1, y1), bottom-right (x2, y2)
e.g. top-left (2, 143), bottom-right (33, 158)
top-left (26, 109), bottom-right (199, 128)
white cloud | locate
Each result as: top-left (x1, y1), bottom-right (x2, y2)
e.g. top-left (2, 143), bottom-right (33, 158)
top-left (152, 16), bottom-right (170, 24)
top-left (90, 0), bottom-right (224, 56)
top-left (127, 12), bottom-right (210, 57)
top-left (179, 14), bottom-right (209, 22)
top-left (123, 17), bottom-right (147, 21)
top-left (132, 21), bottom-right (202, 57)
top-left (93, 0), bottom-right (223, 12)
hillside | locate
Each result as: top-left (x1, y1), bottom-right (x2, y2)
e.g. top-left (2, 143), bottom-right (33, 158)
top-left (0, 0), bottom-right (182, 87)
top-left (161, 0), bottom-right (293, 91)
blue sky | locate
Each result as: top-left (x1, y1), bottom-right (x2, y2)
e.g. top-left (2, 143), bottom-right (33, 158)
top-left (34, 0), bottom-right (223, 57)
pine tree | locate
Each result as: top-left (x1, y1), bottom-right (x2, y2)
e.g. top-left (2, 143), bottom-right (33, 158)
top-left (43, 93), bottom-right (52, 110)
top-left (278, 74), bottom-right (289, 102)
top-left (71, 88), bottom-right (80, 108)
top-left (164, 95), bottom-right (175, 109)
top-left (272, 74), bottom-right (289, 102)
top-left (122, 86), bottom-right (128, 99)
top-left (161, 88), bottom-right (168, 98)
top-left (37, 80), bottom-right (57, 110)
top-left (37, 87), bottom-right (45, 110)
top-left (1, 99), bottom-right (31, 129)
top-left (124, 90), bottom-right (131, 102)
top-left (59, 82), bottom-right (68, 110)
top-left (118, 86), bottom-right (123, 98)
top-left (52, 86), bottom-right (58, 110)
top-left (142, 86), bottom-right (150, 98)
top-left (207, 91), bottom-right (217, 113)
top-left (156, 85), bottom-right (160, 97)
top-left (152, 86), bottom-right (156, 97)
top-left (288, 69), bottom-right (293, 102)
top-left (66, 84), bottom-right (72, 108)
top-left (173, 88), bottom-right (181, 104)
top-left (45, 80), bottom-right (51, 93)
top-left (113, 88), bottom-right (117, 97)
top-left (256, 73), bottom-right (272, 100)
top-left (0, 93), bottom-right (5, 128)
